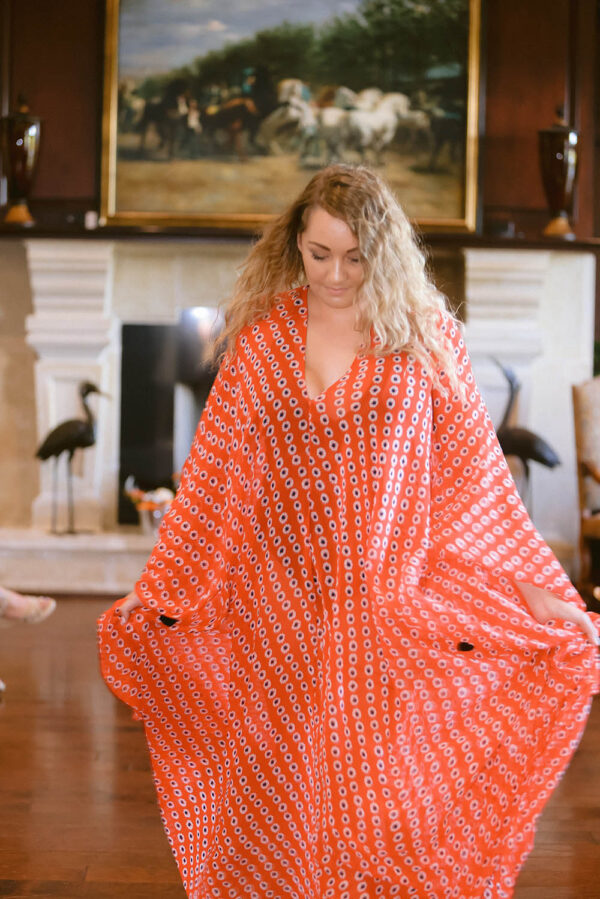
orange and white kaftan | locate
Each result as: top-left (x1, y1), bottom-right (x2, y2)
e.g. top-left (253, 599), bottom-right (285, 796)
top-left (98, 286), bottom-right (599, 899)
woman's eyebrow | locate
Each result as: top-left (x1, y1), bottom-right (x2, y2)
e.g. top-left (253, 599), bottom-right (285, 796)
top-left (307, 240), bottom-right (360, 253)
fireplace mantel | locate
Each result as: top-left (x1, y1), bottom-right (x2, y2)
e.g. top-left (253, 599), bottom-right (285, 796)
top-left (0, 236), bottom-right (595, 592)
top-left (1, 224), bottom-right (599, 251)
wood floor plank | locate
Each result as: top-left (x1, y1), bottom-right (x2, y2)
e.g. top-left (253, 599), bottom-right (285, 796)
top-left (0, 882), bottom-right (186, 898)
top-left (0, 596), bottom-right (598, 897)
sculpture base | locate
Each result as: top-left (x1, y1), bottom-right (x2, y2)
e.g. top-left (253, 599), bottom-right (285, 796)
top-left (4, 199), bottom-right (34, 226)
top-left (542, 212), bottom-right (576, 240)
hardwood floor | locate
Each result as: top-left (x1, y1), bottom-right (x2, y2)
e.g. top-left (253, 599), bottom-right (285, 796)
top-left (0, 597), bottom-right (184, 898)
top-left (0, 597), bottom-right (598, 898)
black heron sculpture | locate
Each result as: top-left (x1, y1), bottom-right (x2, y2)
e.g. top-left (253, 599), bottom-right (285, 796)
top-left (493, 358), bottom-right (560, 495)
top-left (35, 381), bottom-right (108, 534)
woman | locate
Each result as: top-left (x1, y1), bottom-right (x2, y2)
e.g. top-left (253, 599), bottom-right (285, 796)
top-left (99, 164), bottom-right (599, 899)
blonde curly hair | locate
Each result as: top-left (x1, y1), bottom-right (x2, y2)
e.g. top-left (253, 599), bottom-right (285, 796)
top-left (216, 164), bottom-right (460, 391)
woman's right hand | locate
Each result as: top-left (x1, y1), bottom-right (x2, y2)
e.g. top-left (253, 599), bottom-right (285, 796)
top-left (115, 591), bottom-right (143, 622)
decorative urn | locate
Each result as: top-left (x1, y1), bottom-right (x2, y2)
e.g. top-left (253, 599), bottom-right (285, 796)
top-left (1, 96), bottom-right (42, 226)
top-left (538, 110), bottom-right (578, 240)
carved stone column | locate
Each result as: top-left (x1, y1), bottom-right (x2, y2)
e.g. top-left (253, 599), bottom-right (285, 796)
top-left (463, 248), bottom-right (596, 569)
top-left (25, 240), bottom-right (120, 532)
top-left (463, 250), bottom-right (549, 420)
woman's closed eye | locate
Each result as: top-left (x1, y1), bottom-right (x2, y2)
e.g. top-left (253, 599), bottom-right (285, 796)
top-left (310, 251), bottom-right (361, 264)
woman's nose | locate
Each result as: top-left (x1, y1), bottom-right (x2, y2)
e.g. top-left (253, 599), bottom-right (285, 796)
top-left (330, 257), bottom-right (344, 281)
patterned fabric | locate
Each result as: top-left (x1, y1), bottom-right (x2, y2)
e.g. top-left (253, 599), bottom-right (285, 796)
top-left (98, 286), bottom-right (599, 899)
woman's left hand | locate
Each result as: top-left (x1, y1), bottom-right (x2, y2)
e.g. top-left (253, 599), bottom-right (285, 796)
top-left (518, 582), bottom-right (599, 647)
top-left (114, 591), bottom-right (144, 623)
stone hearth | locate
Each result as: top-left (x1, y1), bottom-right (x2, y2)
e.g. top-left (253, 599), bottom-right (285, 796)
top-left (0, 527), bottom-right (153, 595)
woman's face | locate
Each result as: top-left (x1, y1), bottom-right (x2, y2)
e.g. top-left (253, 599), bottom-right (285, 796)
top-left (297, 206), bottom-right (364, 311)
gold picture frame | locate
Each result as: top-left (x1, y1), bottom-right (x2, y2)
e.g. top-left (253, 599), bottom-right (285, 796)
top-left (100, 0), bottom-right (482, 233)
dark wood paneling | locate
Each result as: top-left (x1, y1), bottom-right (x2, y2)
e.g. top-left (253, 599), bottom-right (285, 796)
top-left (9, 0), bottom-right (104, 201)
top-left (0, 0), bottom-right (9, 207)
top-left (572, 0), bottom-right (598, 237)
top-left (483, 0), bottom-right (597, 239)
top-left (0, 0), bottom-right (9, 115)
top-left (483, 0), bottom-right (569, 220)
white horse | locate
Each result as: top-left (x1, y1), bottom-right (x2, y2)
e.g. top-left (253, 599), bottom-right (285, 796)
top-left (316, 106), bottom-right (349, 162)
top-left (354, 88), bottom-right (384, 111)
top-left (277, 78), bottom-right (308, 104)
top-left (341, 92), bottom-right (412, 164)
top-left (256, 96), bottom-right (318, 157)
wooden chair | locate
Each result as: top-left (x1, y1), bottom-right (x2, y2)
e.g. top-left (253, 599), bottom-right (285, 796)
top-left (572, 376), bottom-right (600, 599)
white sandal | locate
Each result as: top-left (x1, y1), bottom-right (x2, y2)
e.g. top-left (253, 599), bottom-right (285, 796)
top-left (0, 586), bottom-right (56, 628)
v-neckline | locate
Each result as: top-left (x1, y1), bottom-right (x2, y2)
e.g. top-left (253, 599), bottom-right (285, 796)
top-left (297, 286), bottom-right (362, 403)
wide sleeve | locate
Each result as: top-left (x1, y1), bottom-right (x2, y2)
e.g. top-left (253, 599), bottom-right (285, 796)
top-left (429, 315), bottom-right (583, 608)
top-left (133, 353), bottom-right (241, 626)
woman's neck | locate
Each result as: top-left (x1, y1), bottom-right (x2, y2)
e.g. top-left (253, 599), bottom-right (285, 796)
top-left (306, 288), bottom-right (366, 348)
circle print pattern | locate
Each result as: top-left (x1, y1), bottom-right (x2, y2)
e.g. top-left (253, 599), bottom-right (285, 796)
top-left (98, 286), bottom-right (600, 899)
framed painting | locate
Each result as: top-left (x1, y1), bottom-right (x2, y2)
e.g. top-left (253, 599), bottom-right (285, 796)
top-left (100, 0), bottom-right (483, 232)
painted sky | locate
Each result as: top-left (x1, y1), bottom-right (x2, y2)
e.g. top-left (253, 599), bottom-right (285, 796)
top-left (119, 0), bottom-right (361, 78)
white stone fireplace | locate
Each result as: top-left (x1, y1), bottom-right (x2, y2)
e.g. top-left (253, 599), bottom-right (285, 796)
top-left (0, 238), bottom-right (595, 593)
